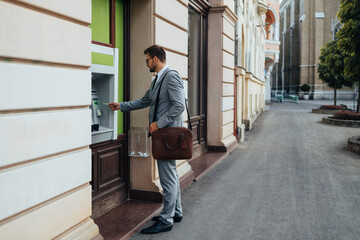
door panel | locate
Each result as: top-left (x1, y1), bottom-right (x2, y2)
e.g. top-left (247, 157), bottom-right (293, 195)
top-left (98, 145), bottom-right (124, 191)
top-left (90, 135), bottom-right (127, 218)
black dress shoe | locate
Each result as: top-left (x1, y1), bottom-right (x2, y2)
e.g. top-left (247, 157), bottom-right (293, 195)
top-left (151, 215), bottom-right (182, 223)
top-left (141, 220), bottom-right (173, 234)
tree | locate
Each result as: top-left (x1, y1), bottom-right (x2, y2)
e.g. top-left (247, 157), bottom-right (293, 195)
top-left (337, 0), bottom-right (360, 112)
top-left (318, 40), bottom-right (353, 106)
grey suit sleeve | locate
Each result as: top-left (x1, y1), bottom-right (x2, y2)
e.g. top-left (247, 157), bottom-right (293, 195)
top-left (119, 89), bottom-right (150, 112)
top-left (156, 72), bottom-right (185, 129)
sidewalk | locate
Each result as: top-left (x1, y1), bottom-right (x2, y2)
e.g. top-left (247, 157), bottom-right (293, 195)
top-left (130, 100), bottom-right (360, 240)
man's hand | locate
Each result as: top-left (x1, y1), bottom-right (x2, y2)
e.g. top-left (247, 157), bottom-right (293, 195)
top-left (149, 122), bottom-right (159, 134)
top-left (108, 102), bottom-right (120, 111)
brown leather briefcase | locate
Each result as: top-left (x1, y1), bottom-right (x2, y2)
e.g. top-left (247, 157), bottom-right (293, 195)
top-left (150, 70), bottom-right (193, 160)
top-left (152, 127), bottom-right (193, 160)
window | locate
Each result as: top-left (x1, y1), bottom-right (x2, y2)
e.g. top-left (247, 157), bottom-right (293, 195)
top-left (188, 7), bottom-right (207, 116)
top-left (90, 0), bottom-right (115, 47)
top-left (291, 1), bottom-right (295, 26)
top-left (188, 7), bottom-right (201, 116)
top-left (188, 4), bottom-right (208, 146)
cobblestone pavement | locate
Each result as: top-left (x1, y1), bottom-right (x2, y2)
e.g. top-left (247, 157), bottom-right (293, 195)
top-left (130, 100), bottom-right (360, 240)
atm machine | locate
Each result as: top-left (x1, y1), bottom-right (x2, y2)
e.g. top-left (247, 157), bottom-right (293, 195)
top-left (90, 46), bottom-right (118, 144)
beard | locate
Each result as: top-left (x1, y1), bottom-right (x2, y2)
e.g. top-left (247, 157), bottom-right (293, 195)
top-left (148, 63), bottom-right (156, 72)
top-left (149, 66), bottom-right (156, 72)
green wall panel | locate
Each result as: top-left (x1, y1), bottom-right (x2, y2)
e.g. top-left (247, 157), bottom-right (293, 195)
top-left (90, 0), bottom-right (111, 44)
top-left (116, 0), bottom-right (124, 135)
top-left (91, 52), bottom-right (114, 66)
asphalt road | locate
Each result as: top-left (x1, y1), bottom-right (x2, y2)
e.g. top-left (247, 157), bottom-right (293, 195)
top-left (130, 99), bottom-right (360, 240)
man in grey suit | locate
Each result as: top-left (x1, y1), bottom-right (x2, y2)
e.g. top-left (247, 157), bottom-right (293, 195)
top-left (108, 45), bottom-right (185, 234)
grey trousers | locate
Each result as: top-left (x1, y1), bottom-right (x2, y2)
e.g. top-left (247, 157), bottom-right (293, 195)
top-left (157, 159), bottom-right (182, 225)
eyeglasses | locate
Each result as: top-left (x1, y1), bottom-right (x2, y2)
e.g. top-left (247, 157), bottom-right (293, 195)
top-left (146, 57), bottom-right (153, 64)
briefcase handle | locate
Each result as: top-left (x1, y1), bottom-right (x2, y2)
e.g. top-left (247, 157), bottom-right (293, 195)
top-left (161, 132), bottom-right (186, 151)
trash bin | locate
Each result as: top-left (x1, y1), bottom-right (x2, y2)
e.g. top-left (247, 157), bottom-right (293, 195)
top-left (128, 127), bottom-right (150, 157)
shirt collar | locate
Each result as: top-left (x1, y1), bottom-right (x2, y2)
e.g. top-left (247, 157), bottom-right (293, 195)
top-left (156, 65), bottom-right (168, 80)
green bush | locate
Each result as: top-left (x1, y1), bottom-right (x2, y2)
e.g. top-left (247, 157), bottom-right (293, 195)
top-left (300, 84), bottom-right (311, 93)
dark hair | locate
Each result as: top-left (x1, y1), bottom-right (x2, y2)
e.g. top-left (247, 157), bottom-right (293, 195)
top-left (144, 45), bottom-right (166, 62)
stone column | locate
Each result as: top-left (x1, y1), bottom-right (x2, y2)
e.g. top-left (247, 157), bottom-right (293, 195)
top-left (207, 3), bottom-right (238, 150)
top-left (129, 0), bottom-right (194, 196)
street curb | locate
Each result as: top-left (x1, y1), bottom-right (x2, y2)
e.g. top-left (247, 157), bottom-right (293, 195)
top-left (347, 136), bottom-right (360, 154)
top-left (322, 117), bottom-right (360, 128)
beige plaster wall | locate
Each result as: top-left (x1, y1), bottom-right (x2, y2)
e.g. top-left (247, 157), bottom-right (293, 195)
top-left (129, 0), bottom-right (158, 192)
top-left (221, 14), bottom-right (237, 144)
top-left (236, 68), bottom-right (245, 127)
top-left (208, 4), bottom-right (238, 148)
top-left (244, 73), bottom-right (265, 120)
top-left (129, 0), bottom-right (192, 192)
top-left (0, 1), bottom-right (97, 239)
top-left (17, 0), bottom-right (91, 23)
top-left (237, 0), bottom-right (266, 126)
top-left (266, 43), bottom-right (280, 52)
top-left (208, 8), bottom-right (224, 146)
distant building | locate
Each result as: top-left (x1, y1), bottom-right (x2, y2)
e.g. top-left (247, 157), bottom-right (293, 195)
top-left (276, 0), bottom-right (353, 99)
top-left (264, 0), bottom-right (280, 103)
top-left (235, 0), bottom-right (267, 134)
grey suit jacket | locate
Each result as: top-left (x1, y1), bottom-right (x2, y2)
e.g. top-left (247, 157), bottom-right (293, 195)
top-left (120, 67), bottom-right (185, 129)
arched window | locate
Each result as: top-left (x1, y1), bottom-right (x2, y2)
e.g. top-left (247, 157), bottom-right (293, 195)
top-left (265, 10), bottom-right (276, 40)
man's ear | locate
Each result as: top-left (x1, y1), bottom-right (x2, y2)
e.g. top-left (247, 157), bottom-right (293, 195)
top-left (153, 56), bottom-right (159, 62)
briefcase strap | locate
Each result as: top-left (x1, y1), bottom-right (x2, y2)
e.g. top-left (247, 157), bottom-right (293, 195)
top-left (185, 99), bottom-right (192, 131)
top-left (152, 70), bottom-right (192, 131)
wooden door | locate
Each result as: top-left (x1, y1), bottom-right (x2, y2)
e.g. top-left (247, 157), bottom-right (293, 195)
top-left (188, 4), bottom-right (208, 156)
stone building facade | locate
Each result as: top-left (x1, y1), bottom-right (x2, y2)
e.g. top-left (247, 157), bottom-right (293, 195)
top-left (276, 0), bottom-right (353, 99)
top-left (235, 0), bottom-right (267, 133)
top-left (264, 0), bottom-right (280, 103)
